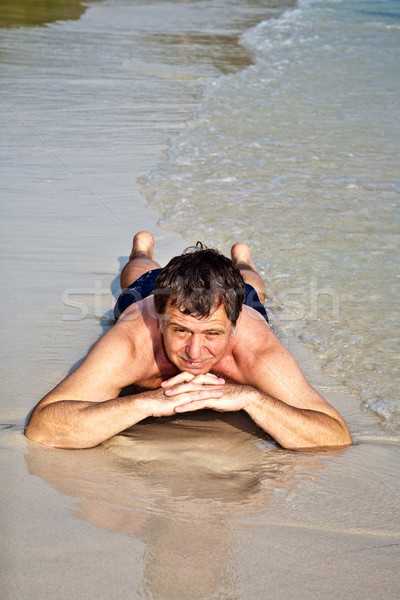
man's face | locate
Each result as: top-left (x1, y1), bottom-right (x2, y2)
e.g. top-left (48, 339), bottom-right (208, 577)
top-left (160, 301), bottom-right (236, 375)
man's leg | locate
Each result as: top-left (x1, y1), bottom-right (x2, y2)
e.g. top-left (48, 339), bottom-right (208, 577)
top-left (231, 242), bottom-right (266, 304)
top-left (120, 231), bottom-right (161, 291)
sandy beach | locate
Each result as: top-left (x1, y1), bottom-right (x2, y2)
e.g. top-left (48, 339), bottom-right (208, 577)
top-left (1, 1), bottom-right (399, 598)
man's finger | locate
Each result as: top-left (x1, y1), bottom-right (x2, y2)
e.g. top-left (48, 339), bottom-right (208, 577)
top-left (191, 374), bottom-right (225, 385)
top-left (161, 372), bottom-right (195, 387)
top-left (171, 387), bottom-right (224, 405)
top-left (164, 382), bottom-right (225, 397)
top-left (174, 397), bottom-right (217, 413)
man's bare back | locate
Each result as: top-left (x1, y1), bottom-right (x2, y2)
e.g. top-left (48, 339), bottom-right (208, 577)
top-left (25, 232), bottom-right (351, 450)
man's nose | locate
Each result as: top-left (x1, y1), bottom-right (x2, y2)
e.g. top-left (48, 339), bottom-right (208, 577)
top-left (186, 335), bottom-right (203, 359)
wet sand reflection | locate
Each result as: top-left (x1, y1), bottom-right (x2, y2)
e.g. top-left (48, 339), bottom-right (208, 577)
top-left (25, 411), bottom-right (324, 599)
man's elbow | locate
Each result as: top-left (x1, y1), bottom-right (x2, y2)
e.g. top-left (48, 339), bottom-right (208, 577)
top-left (283, 423), bottom-right (352, 451)
top-left (24, 402), bottom-right (61, 447)
top-left (25, 420), bottom-right (65, 448)
top-left (330, 418), bottom-right (352, 448)
top-left (25, 428), bottom-right (97, 449)
top-left (25, 421), bottom-right (56, 447)
top-left (24, 417), bottom-right (93, 449)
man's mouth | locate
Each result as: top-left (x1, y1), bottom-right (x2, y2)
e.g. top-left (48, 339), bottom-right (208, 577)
top-left (179, 356), bottom-right (211, 369)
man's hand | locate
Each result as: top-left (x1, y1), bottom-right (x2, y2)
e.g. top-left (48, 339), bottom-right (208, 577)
top-left (161, 373), bottom-right (252, 414)
top-left (161, 372), bottom-right (225, 388)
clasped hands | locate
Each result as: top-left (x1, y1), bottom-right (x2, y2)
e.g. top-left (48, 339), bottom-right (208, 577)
top-left (159, 372), bottom-right (248, 415)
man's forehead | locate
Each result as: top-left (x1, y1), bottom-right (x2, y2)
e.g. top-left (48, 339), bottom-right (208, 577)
top-left (161, 300), bottom-right (232, 325)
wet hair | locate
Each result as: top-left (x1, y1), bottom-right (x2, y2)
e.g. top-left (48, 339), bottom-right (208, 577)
top-left (154, 243), bottom-right (246, 325)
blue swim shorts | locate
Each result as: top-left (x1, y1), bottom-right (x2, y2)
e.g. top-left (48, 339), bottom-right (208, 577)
top-left (114, 268), bottom-right (269, 323)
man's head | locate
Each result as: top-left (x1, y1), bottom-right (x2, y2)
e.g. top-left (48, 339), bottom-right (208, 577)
top-left (154, 244), bottom-right (246, 374)
top-left (154, 243), bottom-right (246, 325)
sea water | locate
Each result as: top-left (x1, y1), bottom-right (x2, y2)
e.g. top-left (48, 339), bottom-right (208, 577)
top-left (141, 0), bottom-right (400, 436)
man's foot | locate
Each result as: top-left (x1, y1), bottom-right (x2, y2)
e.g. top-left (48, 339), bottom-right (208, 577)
top-left (129, 231), bottom-right (155, 261)
top-left (231, 242), bottom-right (256, 272)
top-left (231, 242), bottom-right (266, 304)
top-left (120, 232), bottom-right (159, 292)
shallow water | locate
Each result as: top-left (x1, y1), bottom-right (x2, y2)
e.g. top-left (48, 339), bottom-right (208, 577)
top-left (141, 0), bottom-right (400, 435)
top-left (0, 0), bottom-right (294, 417)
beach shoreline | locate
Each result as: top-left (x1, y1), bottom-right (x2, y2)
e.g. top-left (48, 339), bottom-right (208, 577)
top-left (1, 1), bottom-right (399, 598)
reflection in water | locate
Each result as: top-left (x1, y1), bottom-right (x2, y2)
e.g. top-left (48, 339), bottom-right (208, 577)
top-left (25, 412), bottom-right (325, 599)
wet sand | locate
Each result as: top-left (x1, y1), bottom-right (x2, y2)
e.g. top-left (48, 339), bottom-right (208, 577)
top-left (1, 1), bottom-right (399, 599)
top-left (0, 0), bottom-right (98, 28)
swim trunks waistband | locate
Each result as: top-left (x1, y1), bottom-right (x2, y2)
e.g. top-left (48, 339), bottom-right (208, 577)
top-left (114, 268), bottom-right (268, 322)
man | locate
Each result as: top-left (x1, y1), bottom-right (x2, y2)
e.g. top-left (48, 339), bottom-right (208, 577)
top-left (25, 231), bottom-right (351, 450)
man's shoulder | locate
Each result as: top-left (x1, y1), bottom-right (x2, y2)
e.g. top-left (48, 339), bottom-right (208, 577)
top-left (212, 310), bottom-right (273, 381)
top-left (88, 299), bottom-right (165, 388)
top-left (237, 306), bottom-right (274, 343)
top-left (111, 299), bottom-right (160, 350)
top-left (233, 309), bottom-right (287, 364)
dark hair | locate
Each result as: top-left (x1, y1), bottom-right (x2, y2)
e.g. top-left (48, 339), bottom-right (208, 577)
top-left (154, 243), bottom-right (246, 325)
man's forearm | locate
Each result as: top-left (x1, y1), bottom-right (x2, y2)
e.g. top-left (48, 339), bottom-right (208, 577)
top-left (25, 393), bottom-right (155, 449)
top-left (244, 389), bottom-right (352, 450)
top-left (160, 377), bottom-right (351, 449)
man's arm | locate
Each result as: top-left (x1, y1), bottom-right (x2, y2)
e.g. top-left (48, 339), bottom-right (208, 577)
top-left (25, 324), bottom-right (175, 449)
top-left (164, 378), bottom-right (351, 450)
top-left (241, 386), bottom-right (351, 449)
top-left (241, 336), bottom-right (352, 448)
top-left (25, 389), bottom-right (192, 449)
